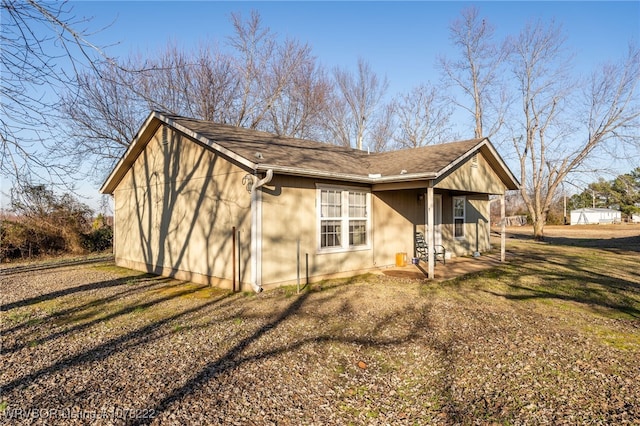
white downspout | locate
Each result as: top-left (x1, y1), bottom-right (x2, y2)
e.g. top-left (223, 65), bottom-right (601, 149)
top-left (250, 169), bottom-right (273, 293)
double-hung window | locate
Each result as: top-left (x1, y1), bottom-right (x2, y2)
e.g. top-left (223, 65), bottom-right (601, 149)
top-left (453, 196), bottom-right (465, 238)
top-left (318, 186), bottom-right (370, 251)
top-left (320, 189), bottom-right (342, 248)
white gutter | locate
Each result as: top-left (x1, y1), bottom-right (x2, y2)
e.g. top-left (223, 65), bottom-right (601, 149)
top-left (255, 164), bottom-right (437, 184)
top-left (250, 169), bottom-right (274, 293)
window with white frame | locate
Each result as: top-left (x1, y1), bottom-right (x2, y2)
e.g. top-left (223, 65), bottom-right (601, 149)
top-left (453, 196), bottom-right (465, 238)
top-left (318, 186), bottom-right (369, 251)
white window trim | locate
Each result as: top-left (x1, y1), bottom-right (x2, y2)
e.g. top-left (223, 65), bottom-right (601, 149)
top-left (316, 184), bottom-right (371, 253)
top-left (453, 196), bottom-right (466, 239)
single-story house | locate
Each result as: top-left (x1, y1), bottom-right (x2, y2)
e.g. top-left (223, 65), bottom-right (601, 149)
top-left (101, 111), bottom-right (519, 292)
top-left (570, 208), bottom-right (621, 225)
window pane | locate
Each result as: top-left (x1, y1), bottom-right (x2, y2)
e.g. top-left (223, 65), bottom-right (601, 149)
top-left (349, 220), bottom-right (367, 246)
top-left (319, 188), bottom-right (369, 250)
top-left (349, 192), bottom-right (367, 217)
top-left (321, 190), bottom-right (341, 217)
top-left (321, 220), bottom-right (341, 248)
top-left (454, 198), bottom-right (465, 217)
top-left (454, 218), bottom-right (464, 238)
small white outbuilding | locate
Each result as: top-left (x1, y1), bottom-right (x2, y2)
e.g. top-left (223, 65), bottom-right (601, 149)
top-left (570, 208), bottom-right (621, 225)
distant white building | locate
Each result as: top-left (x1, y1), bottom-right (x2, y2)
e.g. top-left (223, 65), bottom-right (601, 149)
top-left (570, 208), bottom-right (621, 225)
top-left (632, 214), bottom-right (640, 224)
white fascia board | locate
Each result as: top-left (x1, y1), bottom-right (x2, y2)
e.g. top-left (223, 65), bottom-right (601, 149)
top-left (100, 111), bottom-right (162, 194)
top-left (101, 111), bottom-right (260, 194)
top-left (435, 139), bottom-right (486, 181)
top-left (480, 139), bottom-right (520, 189)
top-left (255, 164), bottom-right (437, 184)
top-left (434, 138), bottom-right (520, 190)
top-left (159, 114), bottom-right (257, 171)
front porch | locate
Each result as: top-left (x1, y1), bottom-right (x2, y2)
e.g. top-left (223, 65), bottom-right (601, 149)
top-left (377, 249), bottom-right (506, 281)
top-left (373, 186), bottom-right (508, 280)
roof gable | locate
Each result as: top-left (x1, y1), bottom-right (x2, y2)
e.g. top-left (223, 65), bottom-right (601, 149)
top-left (101, 111), bottom-right (519, 194)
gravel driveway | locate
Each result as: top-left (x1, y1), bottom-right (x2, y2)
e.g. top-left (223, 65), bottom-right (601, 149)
top-left (1, 248), bottom-right (639, 425)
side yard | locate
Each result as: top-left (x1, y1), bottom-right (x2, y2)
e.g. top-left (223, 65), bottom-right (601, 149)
top-left (1, 227), bottom-right (639, 425)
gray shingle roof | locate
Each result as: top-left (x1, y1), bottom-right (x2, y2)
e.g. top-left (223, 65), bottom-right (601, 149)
top-left (165, 114), bottom-right (482, 178)
top-left (102, 111), bottom-right (519, 194)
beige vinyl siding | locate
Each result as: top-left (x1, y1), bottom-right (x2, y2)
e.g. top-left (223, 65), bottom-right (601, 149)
top-left (467, 195), bottom-right (491, 254)
top-left (259, 175), bottom-right (316, 286)
top-left (372, 189), bottom-right (424, 266)
top-left (439, 193), bottom-right (491, 257)
top-left (436, 152), bottom-right (506, 195)
top-left (112, 125), bottom-right (252, 289)
top-left (260, 176), bottom-right (376, 287)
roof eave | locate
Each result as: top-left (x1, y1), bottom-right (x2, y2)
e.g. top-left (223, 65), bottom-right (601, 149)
top-left (163, 115), bottom-right (257, 171)
top-left (100, 111), bottom-right (259, 195)
top-left (255, 164), bottom-right (437, 183)
top-left (433, 138), bottom-right (520, 191)
top-left (100, 111), bottom-right (163, 195)
top-left (479, 139), bottom-right (520, 190)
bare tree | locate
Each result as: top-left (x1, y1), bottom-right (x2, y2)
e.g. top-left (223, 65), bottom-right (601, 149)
top-left (61, 10), bottom-right (330, 181)
top-left (226, 11), bottom-right (274, 128)
top-left (186, 44), bottom-right (239, 124)
top-left (227, 11), bottom-right (317, 131)
top-left (61, 45), bottom-right (239, 179)
top-left (268, 61), bottom-right (333, 140)
top-left (322, 94), bottom-right (354, 148)
top-left (137, 43), bottom-right (194, 115)
top-left (368, 103), bottom-right (396, 153)
top-left (1, 0), bottom-right (109, 185)
top-left (331, 58), bottom-right (389, 150)
top-left (439, 6), bottom-right (507, 139)
top-left (393, 83), bottom-right (455, 149)
top-left (60, 58), bottom-right (147, 180)
top-left (508, 21), bottom-right (639, 239)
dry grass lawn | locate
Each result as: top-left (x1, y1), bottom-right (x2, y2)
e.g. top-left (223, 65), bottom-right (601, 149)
top-left (1, 224), bottom-right (638, 424)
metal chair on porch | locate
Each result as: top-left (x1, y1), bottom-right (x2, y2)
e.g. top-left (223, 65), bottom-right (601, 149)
top-left (415, 232), bottom-right (446, 265)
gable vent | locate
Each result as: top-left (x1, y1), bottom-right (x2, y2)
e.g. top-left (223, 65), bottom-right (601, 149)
top-left (471, 153), bottom-right (478, 168)
top-left (162, 126), bottom-right (168, 145)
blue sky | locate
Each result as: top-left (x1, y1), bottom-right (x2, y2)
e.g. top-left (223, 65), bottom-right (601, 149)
top-left (2, 1), bottom-right (639, 210)
top-left (74, 1), bottom-right (639, 99)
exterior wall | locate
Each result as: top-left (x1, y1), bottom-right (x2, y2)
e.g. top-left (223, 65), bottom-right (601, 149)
top-left (112, 127), bottom-right (507, 289)
top-left (113, 125), bottom-right (252, 290)
top-left (436, 152), bottom-right (505, 195)
top-left (435, 151), bottom-right (501, 257)
top-left (429, 192), bottom-right (491, 257)
top-left (464, 195), bottom-right (491, 255)
top-left (261, 181), bottom-right (494, 283)
top-left (373, 189), bottom-right (425, 267)
top-left (260, 176), bottom-right (380, 287)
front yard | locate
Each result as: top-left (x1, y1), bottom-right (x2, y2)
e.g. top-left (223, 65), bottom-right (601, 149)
top-left (1, 226), bottom-right (639, 424)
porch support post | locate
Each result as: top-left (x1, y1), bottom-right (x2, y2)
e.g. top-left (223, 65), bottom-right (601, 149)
top-left (500, 193), bottom-right (506, 262)
top-left (427, 184), bottom-right (435, 279)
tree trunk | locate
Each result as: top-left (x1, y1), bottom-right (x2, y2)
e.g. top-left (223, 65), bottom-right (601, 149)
top-left (532, 217), bottom-right (545, 241)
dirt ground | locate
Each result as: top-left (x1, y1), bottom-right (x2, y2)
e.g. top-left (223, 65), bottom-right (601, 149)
top-left (380, 223), bottom-right (640, 282)
top-left (508, 223), bottom-right (640, 238)
top-left (502, 223), bottom-right (640, 250)
top-left (1, 226), bottom-right (639, 424)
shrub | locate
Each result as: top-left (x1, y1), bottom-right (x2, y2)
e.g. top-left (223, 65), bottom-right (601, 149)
top-left (1, 184), bottom-right (113, 261)
top-left (82, 226), bottom-right (113, 252)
